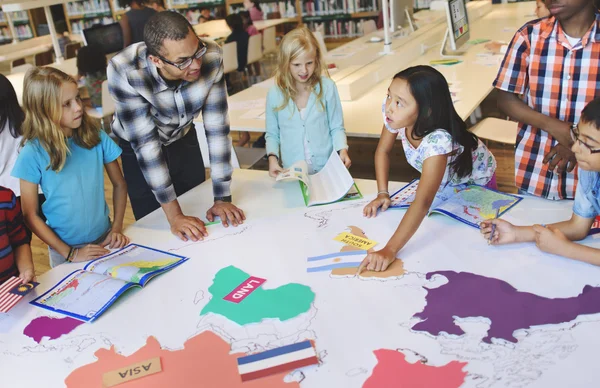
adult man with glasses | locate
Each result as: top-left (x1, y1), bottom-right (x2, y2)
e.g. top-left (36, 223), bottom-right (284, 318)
top-left (108, 11), bottom-right (245, 242)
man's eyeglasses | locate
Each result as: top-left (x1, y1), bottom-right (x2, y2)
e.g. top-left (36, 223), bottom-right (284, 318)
top-left (571, 123), bottom-right (600, 154)
top-left (157, 41), bottom-right (207, 70)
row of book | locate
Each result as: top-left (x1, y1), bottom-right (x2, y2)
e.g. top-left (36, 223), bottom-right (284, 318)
top-left (71, 17), bottom-right (114, 34)
top-left (171, 0), bottom-right (225, 5)
top-left (229, 2), bottom-right (297, 18)
top-left (301, 0), bottom-right (378, 16)
top-left (307, 18), bottom-right (376, 38)
top-left (0, 24), bottom-right (34, 42)
top-left (66, 0), bottom-right (112, 16)
top-left (0, 10), bottom-right (30, 23)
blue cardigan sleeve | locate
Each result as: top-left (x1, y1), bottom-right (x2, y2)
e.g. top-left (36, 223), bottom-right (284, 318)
top-left (324, 79), bottom-right (348, 151)
top-left (265, 86), bottom-right (281, 159)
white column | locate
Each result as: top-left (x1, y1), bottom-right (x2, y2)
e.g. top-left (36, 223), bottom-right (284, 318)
top-left (44, 5), bottom-right (63, 62)
top-left (381, 0), bottom-right (392, 53)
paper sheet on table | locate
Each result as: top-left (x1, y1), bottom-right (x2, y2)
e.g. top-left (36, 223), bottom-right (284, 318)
top-left (229, 99), bottom-right (266, 111)
top-left (240, 109), bottom-right (266, 120)
top-left (474, 54), bottom-right (503, 67)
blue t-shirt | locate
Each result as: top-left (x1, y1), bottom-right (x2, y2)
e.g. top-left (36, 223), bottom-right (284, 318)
top-left (11, 131), bottom-right (122, 246)
top-left (573, 168), bottom-right (600, 219)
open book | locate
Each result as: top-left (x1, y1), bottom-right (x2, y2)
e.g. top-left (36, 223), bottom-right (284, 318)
top-left (30, 244), bottom-right (188, 322)
top-left (276, 151), bottom-right (362, 207)
top-left (390, 179), bottom-right (522, 229)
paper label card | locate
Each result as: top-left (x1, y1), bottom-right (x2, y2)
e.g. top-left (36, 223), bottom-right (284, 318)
top-left (102, 357), bottom-right (162, 387)
top-left (334, 232), bottom-right (378, 250)
top-left (223, 276), bottom-right (266, 303)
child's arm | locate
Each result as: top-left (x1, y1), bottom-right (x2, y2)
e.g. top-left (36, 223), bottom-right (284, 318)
top-left (482, 212), bottom-right (594, 244)
top-left (359, 154), bottom-right (448, 273)
top-left (100, 160), bottom-right (130, 249)
top-left (363, 126), bottom-right (395, 217)
top-left (534, 222), bottom-right (600, 266)
top-left (497, 91), bottom-right (573, 148)
top-left (5, 191), bottom-right (35, 282)
top-left (20, 180), bottom-right (109, 263)
top-left (265, 89), bottom-right (284, 177)
top-left (498, 91), bottom-right (576, 173)
top-left (14, 245), bottom-right (34, 283)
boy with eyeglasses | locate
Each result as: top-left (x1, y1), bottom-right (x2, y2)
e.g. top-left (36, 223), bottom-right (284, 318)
top-left (108, 11), bottom-right (246, 240)
top-left (481, 98), bottom-right (600, 267)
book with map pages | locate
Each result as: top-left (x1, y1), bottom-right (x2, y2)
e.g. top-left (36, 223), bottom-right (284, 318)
top-left (389, 179), bottom-right (523, 229)
top-left (276, 150), bottom-right (363, 207)
top-left (30, 244), bottom-right (188, 322)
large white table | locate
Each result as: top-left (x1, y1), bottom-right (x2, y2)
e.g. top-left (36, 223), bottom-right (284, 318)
top-left (2, 169), bottom-right (600, 387)
top-left (215, 2), bottom-right (531, 137)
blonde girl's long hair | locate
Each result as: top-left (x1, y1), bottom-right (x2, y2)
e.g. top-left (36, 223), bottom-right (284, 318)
top-left (274, 25), bottom-right (330, 112)
top-left (21, 67), bottom-right (101, 172)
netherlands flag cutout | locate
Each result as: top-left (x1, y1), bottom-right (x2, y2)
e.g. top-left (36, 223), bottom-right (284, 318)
top-left (306, 250), bottom-right (368, 272)
top-left (237, 340), bottom-right (319, 381)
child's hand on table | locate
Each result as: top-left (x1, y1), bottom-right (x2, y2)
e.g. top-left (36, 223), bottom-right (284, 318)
top-left (356, 247), bottom-right (396, 275)
top-left (363, 193), bottom-right (391, 218)
top-left (532, 224), bottom-right (570, 256)
top-left (101, 231), bottom-right (130, 249)
top-left (72, 245), bottom-right (110, 262)
top-left (480, 219), bottom-right (517, 245)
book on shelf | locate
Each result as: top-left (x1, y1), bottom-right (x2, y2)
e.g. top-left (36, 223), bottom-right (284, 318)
top-left (66, 0), bottom-right (111, 16)
top-left (71, 17), bottom-right (114, 34)
top-left (307, 18), bottom-right (371, 38)
top-left (302, 0), bottom-right (377, 16)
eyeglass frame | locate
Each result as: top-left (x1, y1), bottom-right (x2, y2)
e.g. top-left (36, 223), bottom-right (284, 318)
top-left (571, 123), bottom-right (600, 154)
top-left (155, 40), bottom-right (207, 70)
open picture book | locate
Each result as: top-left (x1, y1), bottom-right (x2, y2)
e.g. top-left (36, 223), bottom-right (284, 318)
top-left (30, 244), bottom-right (188, 322)
top-left (276, 151), bottom-right (362, 207)
top-left (389, 179), bottom-right (522, 229)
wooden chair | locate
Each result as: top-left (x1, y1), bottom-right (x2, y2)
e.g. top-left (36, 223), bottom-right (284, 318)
top-left (246, 34), bottom-right (263, 85)
top-left (65, 42), bottom-right (82, 59)
top-left (223, 41), bottom-right (245, 92)
top-left (34, 49), bottom-right (54, 66)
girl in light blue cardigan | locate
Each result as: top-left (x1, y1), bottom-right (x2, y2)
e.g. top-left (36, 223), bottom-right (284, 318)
top-left (265, 26), bottom-right (351, 177)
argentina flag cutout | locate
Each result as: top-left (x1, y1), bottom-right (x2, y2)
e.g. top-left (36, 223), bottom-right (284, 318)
top-left (306, 250), bottom-right (368, 272)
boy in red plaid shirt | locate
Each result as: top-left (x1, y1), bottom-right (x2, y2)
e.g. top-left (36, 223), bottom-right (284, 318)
top-left (494, 0), bottom-right (600, 200)
top-left (0, 186), bottom-right (34, 284)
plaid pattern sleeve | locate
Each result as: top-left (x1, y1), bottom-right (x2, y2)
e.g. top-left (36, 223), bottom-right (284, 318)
top-left (493, 25), bottom-right (531, 95)
top-left (492, 16), bottom-right (600, 200)
top-left (0, 187), bottom-right (30, 283)
top-left (108, 55), bottom-right (177, 204)
top-left (201, 49), bottom-right (232, 198)
top-left (108, 41), bottom-right (232, 203)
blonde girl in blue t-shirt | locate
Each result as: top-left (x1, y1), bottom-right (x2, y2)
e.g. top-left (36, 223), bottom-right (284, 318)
top-left (265, 26), bottom-right (351, 177)
top-left (12, 67), bottom-right (129, 267)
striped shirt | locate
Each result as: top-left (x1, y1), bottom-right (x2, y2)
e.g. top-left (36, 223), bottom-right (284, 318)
top-left (493, 14), bottom-right (600, 200)
top-left (108, 40), bottom-right (232, 204)
top-left (0, 187), bottom-right (31, 284)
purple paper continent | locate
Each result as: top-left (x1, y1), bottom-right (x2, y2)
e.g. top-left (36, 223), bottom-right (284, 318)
top-left (412, 271), bottom-right (600, 343)
top-left (23, 316), bottom-right (83, 343)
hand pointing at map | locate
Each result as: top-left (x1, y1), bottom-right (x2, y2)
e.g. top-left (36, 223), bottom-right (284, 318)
top-left (356, 247), bottom-right (395, 275)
